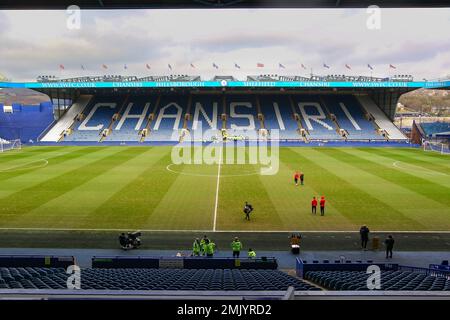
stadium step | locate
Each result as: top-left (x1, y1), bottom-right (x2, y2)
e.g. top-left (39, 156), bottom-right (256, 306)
top-left (179, 94), bottom-right (193, 142)
top-left (288, 95), bottom-right (308, 140)
top-left (41, 95), bottom-right (93, 142)
top-left (139, 94), bottom-right (161, 142)
top-left (100, 94), bottom-right (130, 142)
top-left (356, 95), bottom-right (406, 140)
top-left (318, 96), bottom-right (346, 139)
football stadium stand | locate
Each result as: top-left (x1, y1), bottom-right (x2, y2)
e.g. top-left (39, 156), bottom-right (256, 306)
top-left (0, 267), bottom-right (316, 291)
top-left (296, 259), bottom-right (450, 292)
top-left (355, 95), bottom-right (406, 140)
top-left (420, 122), bottom-right (450, 138)
top-left (0, 101), bottom-right (54, 143)
top-left (40, 93), bottom-right (406, 143)
top-left (304, 270), bottom-right (450, 291)
top-left (0, 256), bottom-right (449, 295)
top-left (40, 95), bottom-right (92, 142)
top-left (259, 95), bottom-right (301, 140)
top-left (322, 95), bottom-right (381, 140)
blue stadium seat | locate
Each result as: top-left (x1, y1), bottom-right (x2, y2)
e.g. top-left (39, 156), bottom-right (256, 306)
top-left (0, 267), bottom-right (319, 291)
top-left (304, 270), bottom-right (450, 291)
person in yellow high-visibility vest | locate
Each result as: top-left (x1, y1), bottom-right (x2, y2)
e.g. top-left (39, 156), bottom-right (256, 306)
top-left (231, 237), bottom-right (243, 258)
top-left (205, 239), bottom-right (216, 257)
top-left (248, 248), bottom-right (256, 259)
top-left (192, 238), bottom-right (201, 256)
top-left (200, 235), bottom-right (209, 256)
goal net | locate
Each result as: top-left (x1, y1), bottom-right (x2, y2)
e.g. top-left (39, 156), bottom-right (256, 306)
top-left (423, 140), bottom-right (450, 155)
top-left (0, 138), bottom-right (22, 152)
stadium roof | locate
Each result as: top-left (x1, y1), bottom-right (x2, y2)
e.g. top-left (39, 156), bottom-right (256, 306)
top-left (1, 79), bottom-right (449, 90)
top-left (2, 0), bottom-right (450, 10)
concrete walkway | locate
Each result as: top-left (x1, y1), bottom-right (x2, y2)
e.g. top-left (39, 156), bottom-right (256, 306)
top-left (0, 248), bottom-right (447, 269)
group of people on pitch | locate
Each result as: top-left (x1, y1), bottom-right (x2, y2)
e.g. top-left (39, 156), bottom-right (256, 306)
top-left (192, 236), bottom-right (256, 259)
top-left (294, 171), bottom-right (327, 216)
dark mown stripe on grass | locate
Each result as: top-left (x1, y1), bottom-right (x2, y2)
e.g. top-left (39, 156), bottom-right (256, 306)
top-left (360, 147), bottom-right (450, 175)
top-left (0, 147), bottom-right (101, 183)
top-left (288, 148), bottom-right (424, 229)
top-left (217, 148), bottom-right (284, 230)
top-left (252, 154), bottom-right (285, 227)
top-left (324, 148), bottom-right (450, 208)
top-left (82, 149), bottom-right (177, 229)
top-left (0, 147), bottom-right (149, 223)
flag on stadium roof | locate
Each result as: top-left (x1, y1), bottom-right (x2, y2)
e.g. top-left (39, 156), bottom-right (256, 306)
top-left (301, 63), bottom-right (307, 70)
top-left (389, 64), bottom-right (397, 69)
top-left (323, 63), bottom-right (330, 69)
top-left (102, 64), bottom-right (108, 69)
top-left (59, 64), bottom-right (65, 70)
top-left (168, 64), bottom-right (172, 70)
top-left (234, 63), bottom-right (241, 69)
top-left (212, 63), bottom-right (219, 69)
top-left (345, 64), bottom-right (351, 70)
top-left (257, 63), bottom-right (264, 68)
top-left (190, 63), bottom-right (195, 68)
top-left (367, 64), bottom-right (374, 70)
top-left (124, 64), bottom-right (128, 70)
top-left (146, 64), bottom-right (151, 70)
top-left (279, 63), bottom-right (285, 69)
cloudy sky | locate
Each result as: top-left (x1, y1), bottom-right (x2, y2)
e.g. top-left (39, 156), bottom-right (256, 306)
top-left (0, 8), bottom-right (449, 81)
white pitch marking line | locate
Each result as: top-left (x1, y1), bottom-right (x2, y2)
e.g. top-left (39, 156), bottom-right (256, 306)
top-left (212, 144), bottom-right (223, 232)
top-left (0, 159), bottom-right (48, 172)
top-left (166, 163), bottom-right (259, 177)
top-left (392, 161), bottom-right (448, 176)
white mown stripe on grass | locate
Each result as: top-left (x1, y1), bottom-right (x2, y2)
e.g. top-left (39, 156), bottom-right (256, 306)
top-left (213, 145), bottom-right (223, 232)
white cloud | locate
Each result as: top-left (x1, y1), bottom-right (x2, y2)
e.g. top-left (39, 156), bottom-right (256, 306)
top-left (0, 8), bottom-right (449, 81)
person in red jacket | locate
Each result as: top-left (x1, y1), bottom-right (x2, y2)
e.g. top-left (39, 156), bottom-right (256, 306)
top-left (293, 171), bottom-right (300, 186)
top-left (320, 196), bottom-right (326, 216)
top-left (311, 196), bottom-right (318, 214)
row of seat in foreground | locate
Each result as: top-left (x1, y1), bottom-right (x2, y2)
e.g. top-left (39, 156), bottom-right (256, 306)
top-left (0, 267), bottom-right (316, 291)
top-left (296, 258), bottom-right (450, 291)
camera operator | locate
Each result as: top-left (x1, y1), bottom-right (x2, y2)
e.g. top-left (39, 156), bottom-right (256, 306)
top-left (119, 233), bottom-right (129, 250)
top-left (118, 231), bottom-right (142, 250)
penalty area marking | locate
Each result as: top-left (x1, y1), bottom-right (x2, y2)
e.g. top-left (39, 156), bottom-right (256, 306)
top-left (392, 161), bottom-right (448, 176)
top-left (0, 159), bottom-right (49, 172)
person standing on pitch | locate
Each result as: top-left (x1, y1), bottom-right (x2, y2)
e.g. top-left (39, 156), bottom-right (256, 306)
top-left (320, 196), bottom-right (326, 216)
top-left (294, 171), bottom-right (300, 186)
top-left (384, 235), bottom-right (395, 258)
top-left (231, 237), bottom-right (243, 258)
top-left (311, 196), bottom-right (318, 214)
top-left (300, 172), bottom-right (304, 185)
top-left (360, 225), bottom-right (370, 250)
top-left (244, 201), bottom-right (253, 221)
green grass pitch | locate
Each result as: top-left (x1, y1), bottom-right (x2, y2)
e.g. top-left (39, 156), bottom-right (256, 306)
top-left (0, 145), bottom-right (448, 232)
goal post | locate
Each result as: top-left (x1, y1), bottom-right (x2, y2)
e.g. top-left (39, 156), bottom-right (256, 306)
top-left (0, 139), bottom-right (22, 153)
top-left (423, 140), bottom-right (450, 155)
